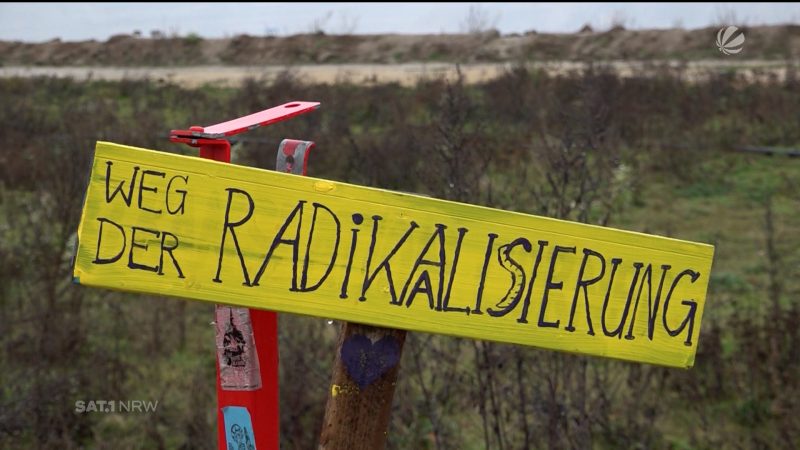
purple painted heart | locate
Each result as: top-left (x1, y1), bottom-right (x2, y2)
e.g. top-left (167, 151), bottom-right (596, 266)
top-left (341, 334), bottom-right (401, 389)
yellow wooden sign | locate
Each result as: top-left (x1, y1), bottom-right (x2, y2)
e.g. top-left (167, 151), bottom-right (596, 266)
top-left (74, 142), bottom-right (715, 368)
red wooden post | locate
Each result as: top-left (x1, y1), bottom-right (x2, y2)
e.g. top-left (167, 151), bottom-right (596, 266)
top-left (185, 134), bottom-right (279, 450)
top-left (169, 102), bottom-right (319, 449)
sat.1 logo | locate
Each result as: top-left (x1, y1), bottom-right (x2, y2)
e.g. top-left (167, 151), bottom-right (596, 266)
top-left (717, 26), bottom-right (745, 55)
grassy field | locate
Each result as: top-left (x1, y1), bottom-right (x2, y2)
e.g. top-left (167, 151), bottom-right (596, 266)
top-left (1, 67), bottom-right (799, 449)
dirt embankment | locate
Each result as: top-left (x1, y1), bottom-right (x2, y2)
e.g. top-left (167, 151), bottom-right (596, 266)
top-left (2, 25), bottom-right (800, 66)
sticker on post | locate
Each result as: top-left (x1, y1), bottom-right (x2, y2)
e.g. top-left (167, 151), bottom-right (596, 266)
top-left (216, 306), bottom-right (262, 390)
top-left (222, 406), bottom-right (257, 450)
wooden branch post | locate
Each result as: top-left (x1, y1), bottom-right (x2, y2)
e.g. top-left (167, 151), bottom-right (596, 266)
top-left (320, 192), bottom-right (429, 449)
top-left (319, 323), bottom-right (407, 450)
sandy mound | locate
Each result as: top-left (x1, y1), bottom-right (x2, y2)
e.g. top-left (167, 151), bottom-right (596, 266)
top-left (2, 25), bottom-right (799, 67)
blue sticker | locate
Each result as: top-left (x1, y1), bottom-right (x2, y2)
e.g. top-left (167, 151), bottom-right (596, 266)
top-left (222, 406), bottom-right (257, 450)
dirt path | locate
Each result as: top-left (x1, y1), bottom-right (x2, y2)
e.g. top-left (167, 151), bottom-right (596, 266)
top-left (1, 60), bottom-right (793, 87)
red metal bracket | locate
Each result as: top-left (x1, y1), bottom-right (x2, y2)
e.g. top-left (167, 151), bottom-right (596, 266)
top-left (170, 101), bottom-right (320, 139)
top-left (169, 100), bottom-right (320, 162)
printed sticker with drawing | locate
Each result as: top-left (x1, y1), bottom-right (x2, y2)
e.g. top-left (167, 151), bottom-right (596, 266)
top-left (215, 306), bottom-right (262, 390)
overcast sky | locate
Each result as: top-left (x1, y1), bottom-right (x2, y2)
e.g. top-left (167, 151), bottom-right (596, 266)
top-left (1, 2), bottom-right (798, 42)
